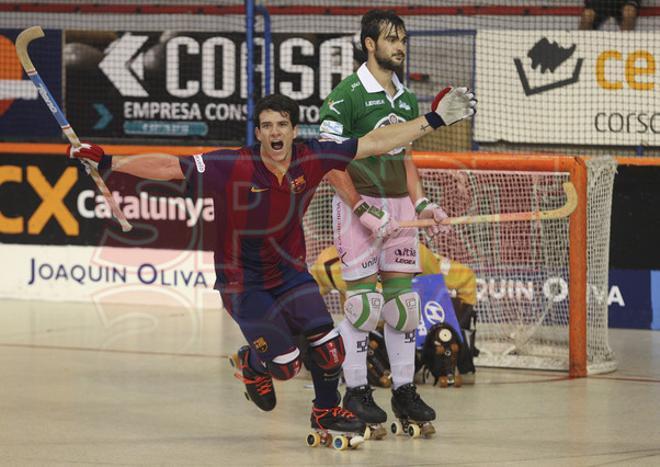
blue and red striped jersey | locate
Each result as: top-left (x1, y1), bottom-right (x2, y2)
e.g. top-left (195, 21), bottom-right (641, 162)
top-left (180, 138), bottom-right (358, 292)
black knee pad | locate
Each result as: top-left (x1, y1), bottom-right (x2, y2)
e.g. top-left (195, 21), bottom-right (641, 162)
top-left (308, 327), bottom-right (345, 380)
top-left (266, 348), bottom-right (302, 381)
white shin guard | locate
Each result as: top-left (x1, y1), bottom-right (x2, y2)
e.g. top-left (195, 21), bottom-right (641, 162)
top-left (384, 323), bottom-right (416, 390)
top-left (337, 319), bottom-right (369, 388)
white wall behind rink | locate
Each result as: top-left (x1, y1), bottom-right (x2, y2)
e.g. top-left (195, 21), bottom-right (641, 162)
top-left (1, 244), bottom-right (223, 310)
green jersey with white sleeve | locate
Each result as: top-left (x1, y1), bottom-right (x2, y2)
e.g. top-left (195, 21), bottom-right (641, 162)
top-left (319, 63), bottom-right (419, 198)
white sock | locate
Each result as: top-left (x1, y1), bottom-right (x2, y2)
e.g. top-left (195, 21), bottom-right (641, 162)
top-left (384, 323), bottom-right (416, 390)
top-left (337, 319), bottom-right (369, 388)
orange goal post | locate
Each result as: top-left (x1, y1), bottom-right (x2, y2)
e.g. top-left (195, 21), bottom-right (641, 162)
top-left (303, 152), bottom-right (618, 377)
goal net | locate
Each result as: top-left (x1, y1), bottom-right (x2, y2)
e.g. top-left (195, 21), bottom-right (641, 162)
top-left (304, 154), bottom-right (618, 376)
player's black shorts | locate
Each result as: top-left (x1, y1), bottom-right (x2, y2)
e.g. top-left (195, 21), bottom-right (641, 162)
top-left (585, 0), bottom-right (641, 29)
top-left (222, 270), bottom-right (333, 364)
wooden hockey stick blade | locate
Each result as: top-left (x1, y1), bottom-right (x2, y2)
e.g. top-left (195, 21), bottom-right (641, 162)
top-left (15, 26), bottom-right (44, 71)
top-left (400, 182), bottom-right (578, 227)
top-left (15, 26), bottom-right (132, 232)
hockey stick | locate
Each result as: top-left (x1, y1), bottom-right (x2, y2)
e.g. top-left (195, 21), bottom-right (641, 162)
top-left (15, 26), bottom-right (132, 232)
top-left (400, 181), bottom-right (577, 227)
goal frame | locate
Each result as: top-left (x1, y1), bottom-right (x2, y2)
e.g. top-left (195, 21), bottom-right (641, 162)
top-left (411, 151), bottom-right (592, 377)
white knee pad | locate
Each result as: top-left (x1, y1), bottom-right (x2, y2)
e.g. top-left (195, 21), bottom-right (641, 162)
top-left (343, 291), bottom-right (383, 332)
top-left (382, 291), bottom-right (421, 332)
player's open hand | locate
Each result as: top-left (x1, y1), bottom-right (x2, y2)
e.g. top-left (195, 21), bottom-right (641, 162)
top-left (353, 200), bottom-right (399, 240)
top-left (67, 142), bottom-right (105, 169)
top-left (431, 87), bottom-right (477, 126)
top-left (415, 197), bottom-right (450, 238)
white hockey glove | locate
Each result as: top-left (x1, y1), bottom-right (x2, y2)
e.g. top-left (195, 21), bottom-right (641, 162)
top-left (353, 200), bottom-right (399, 240)
top-left (425, 86), bottom-right (477, 129)
top-left (415, 197), bottom-right (450, 238)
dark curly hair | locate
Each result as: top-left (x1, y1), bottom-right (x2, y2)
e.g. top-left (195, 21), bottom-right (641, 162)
top-left (360, 9), bottom-right (406, 52)
top-left (254, 94), bottom-right (299, 128)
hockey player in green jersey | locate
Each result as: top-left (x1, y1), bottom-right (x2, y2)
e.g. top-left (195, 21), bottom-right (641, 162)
top-left (319, 9), bottom-right (476, 439)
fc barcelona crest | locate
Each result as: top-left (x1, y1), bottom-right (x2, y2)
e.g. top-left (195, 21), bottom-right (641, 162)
top-left (290, 175), bottom-right (306, 193)
top-left (253, 336), bottom-right (268, 353)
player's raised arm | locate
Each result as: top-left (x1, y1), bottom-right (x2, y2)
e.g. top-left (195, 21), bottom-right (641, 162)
top-left (68, 144), bottom-right (185, 180)
top-left (355, 86), bottom-right (476, 160)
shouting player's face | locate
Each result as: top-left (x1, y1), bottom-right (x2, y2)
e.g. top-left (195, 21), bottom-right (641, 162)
top-left (374, 24), bottom-right (407, 72)
top-left (255, 109), bottom-right (298, 163)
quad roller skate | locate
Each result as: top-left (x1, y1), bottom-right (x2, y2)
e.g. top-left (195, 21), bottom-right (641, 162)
top-left (390, 383), bottom-right (436, 438)
top-left (306, 405), bottom-right (366, 450)
top-left (228, 345), bottom-right (276, 411)
top-left (343, 385), bottom-right (388, 440)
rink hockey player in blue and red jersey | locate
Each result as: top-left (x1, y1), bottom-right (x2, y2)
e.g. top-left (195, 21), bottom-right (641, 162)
top-left (68, 91), bottom-right (475, 447)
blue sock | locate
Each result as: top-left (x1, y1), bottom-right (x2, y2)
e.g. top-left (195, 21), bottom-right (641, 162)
top-left (309, 361), bottom-right (340, 409)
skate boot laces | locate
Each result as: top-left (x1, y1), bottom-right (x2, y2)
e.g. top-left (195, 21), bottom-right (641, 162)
top-left (397, 383), bottom-right (422, 403)
top-left (233, 371), bottom-right (273, 396)
top-left (312, 406), bottom-right (357, 427)
top-left (233, 352), bottom-right (273, 396)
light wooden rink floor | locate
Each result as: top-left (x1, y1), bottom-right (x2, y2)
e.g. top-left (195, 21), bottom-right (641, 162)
top-left (0, 299), bottom-right (658, 466)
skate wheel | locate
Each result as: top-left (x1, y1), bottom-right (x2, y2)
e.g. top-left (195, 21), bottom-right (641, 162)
top-left (438, 376), bottom-right (449, 388)
top-left (421, 423), bottom-right (436, 437)
top-left (408, 424), bottom-right (421, 438)
top-left (228, 354), bottom-right (240, 369)
top-left (380, 371), bottom-right (392, 388)
top-left (363, 426), bottom-right (371, 440)
top-left (306, 432), bottom-right (321, 447)
top-left (391, 420), bottom-right (403, 435)
top-left (348, 435), bottom-right (365, 448)
top-left (370, 424), bottom-right (387, 440)
top-left (332, 435), bottom-right (349, 450)
top-left (454, 374), bottom-right (463, 388)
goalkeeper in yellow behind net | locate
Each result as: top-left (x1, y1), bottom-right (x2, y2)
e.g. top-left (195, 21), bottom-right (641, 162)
top-left (310, 243), bottom-right (479, 388)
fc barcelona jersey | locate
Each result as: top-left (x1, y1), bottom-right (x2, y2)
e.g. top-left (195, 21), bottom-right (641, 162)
top-left (179, 139), bottom-right (357, 292)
